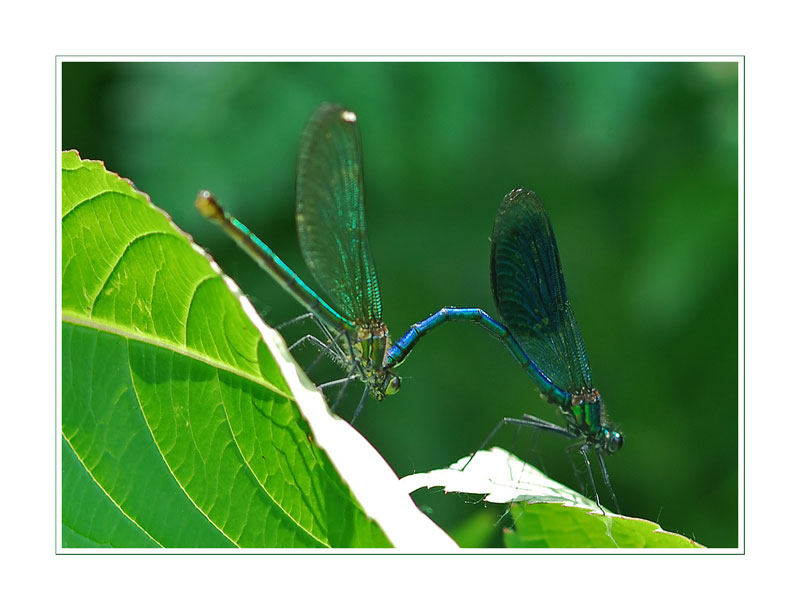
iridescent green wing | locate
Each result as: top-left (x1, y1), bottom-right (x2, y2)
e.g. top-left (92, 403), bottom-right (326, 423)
top-left (296, 104), bottom-right (382, 325)
top-left (490, 188), bottom-right (592, 392)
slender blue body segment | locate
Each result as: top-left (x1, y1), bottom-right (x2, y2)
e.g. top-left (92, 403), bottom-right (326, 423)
top-left (386, 307), bottom-right (503, 365)
top-left (386, 306), bottom-right (570, 407)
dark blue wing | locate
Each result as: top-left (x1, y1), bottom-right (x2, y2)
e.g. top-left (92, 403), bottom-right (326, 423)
top-left (490, 188), bottom-right (592, 392)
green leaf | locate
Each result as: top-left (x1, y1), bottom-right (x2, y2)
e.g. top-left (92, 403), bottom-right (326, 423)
top-left (61, 150), bottom-right (455, 549)
top-left (402, 448), bottom-right (703, 549)
top-left (504, 503), bottom-right (702, 549)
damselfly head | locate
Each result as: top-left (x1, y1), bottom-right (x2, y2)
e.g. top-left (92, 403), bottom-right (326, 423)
top-left (381, 371), bottom-right (402, 398)
top-left (602, 427), bottom-right (624, 454)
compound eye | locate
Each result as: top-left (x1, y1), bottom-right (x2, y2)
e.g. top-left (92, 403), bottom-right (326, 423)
top-left (385, 374), bottom-right (401, 396)
top-left (607, 430), bottom-right (623, 453)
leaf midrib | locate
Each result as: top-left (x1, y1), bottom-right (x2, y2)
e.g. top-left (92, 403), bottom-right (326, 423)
top-left (62, 313), bottom-right (293, 400)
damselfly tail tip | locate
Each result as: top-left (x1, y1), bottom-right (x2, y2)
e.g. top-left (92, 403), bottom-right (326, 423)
top-left (195, 190), bottom-right (224, 220)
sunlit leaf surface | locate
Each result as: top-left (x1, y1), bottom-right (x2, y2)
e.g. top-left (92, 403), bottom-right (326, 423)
top-left (402, 448), bottom-right (703, 549)
top-left (61, 151), bottom-right (454, 549)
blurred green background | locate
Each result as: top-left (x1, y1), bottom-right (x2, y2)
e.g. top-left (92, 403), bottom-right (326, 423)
top-left (62, 61), bottom-right (738, 548)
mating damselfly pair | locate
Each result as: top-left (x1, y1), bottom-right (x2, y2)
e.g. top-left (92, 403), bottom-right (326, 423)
top-left (196, 103), bottom-right (623, 511)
